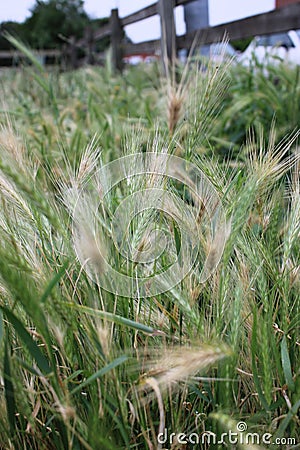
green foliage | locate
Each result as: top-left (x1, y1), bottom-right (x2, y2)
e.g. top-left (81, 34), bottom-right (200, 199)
top-left (231, 37), bottom-right (252, 52)
top-left (0, 0), bottom-right (111, 52)
top-left (0, 21), bottom-right (28, 50)
top-left (211, 60), bottom-right (300, 158)
top-left (23, 0), bottom-right (89, 49)
top-left (0, 48), bottom-right (299, 449)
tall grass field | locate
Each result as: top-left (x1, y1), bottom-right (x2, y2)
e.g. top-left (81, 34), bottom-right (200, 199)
top-left (0, 40), bottom-right (299, 449)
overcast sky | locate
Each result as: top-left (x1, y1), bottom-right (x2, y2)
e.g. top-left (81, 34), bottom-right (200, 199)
top-left (0, 0), bottom-right (275, 43)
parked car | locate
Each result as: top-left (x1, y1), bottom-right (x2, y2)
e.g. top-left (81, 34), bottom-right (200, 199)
top-left (240, 30), bottom-right (300, 66)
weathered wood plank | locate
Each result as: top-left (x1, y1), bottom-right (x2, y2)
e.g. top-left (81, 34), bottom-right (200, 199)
top-left (110, 8), bottom-right (123, 72)
top-left (177, 3), bottom-right (300, 49)
top-left (123, 40), bottom-right (160, 55)
top-left (121, 3), bottom-right (158, 27)
top-left (93, 24), bottom-right (112, 41)
top-left (175, 0), bottom-right (193, 6)
top-left (0, 50), bottom-right (61, 58)
top-left (75, 23), bottom-right (111, 47)
top-left (159, 0), bottom-right (176, 70)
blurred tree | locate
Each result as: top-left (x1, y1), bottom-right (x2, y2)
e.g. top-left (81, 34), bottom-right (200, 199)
top-left (0, 0), bottom-right (115, 61)
top-left (0, 21), bottom-right (28, 49)
top-left (23, 0), bottom-right (90, 48)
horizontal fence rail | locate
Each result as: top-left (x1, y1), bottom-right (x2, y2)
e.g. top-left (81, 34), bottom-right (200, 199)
top-left (0, 49), bottom-right (61, 62)
top-left (1, 0), bottom-right (300, 69)
top-left (177, 2), bottom-right (300, 48)
top-left (0, 49), bottom-right (61, 58)
top-left (121, 3), bottom-right (158, 27)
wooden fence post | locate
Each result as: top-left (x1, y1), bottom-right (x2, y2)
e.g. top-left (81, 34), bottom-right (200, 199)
top-left (69, 36), bottom-right (78, 69)
top-left (110, 8), bottom-right (123, 72)
top-left (158, 0), bottom-right (176, 73)
top-left (84, 26), bottom-right (95, 65)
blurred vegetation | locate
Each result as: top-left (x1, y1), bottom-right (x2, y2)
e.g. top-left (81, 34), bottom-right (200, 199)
top-left (211, 61), bottom-right (300, 159)
top-left (0, 42), bottom-right (299, 449)
top-left (0, 0), bottom-right (110, 51)
top-left (231, 37), bottom-right (252, 52)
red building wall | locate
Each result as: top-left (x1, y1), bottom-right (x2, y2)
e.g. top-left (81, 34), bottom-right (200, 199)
top-left (276, 0), bottom-right (300, 7)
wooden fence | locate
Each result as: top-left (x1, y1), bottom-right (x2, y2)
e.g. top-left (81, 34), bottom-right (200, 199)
top-left (66, 0), bottom-right (300, 71)
top-left (1, 0), bottom-right (300, 70)
top-left (0, 49), bottom-right (61, 67)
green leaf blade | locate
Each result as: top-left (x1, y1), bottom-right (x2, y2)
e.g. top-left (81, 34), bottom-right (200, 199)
top-left (1, 306), bottom-right (52, 375)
